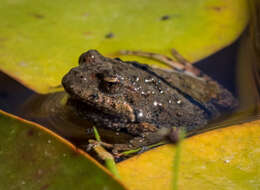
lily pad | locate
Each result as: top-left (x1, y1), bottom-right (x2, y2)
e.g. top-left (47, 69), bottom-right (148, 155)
top-left (118, 120), bottom-right (260, 190)
top-left (0, 0), bottom-right (249, 93)
top-left (0, 110), bottom-right (126, 190)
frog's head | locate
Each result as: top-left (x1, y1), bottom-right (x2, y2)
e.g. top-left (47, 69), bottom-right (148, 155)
top-left (62, 50), bottom-right (137, 122)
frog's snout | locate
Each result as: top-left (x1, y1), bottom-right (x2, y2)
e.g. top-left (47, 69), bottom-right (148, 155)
top-left (65, 68), bottom-right (83, 81)
top-left (62, 68), bottom-right (84, 90)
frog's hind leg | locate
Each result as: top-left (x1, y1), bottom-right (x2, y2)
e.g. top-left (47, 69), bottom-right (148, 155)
top-left (119, 50), bottom-right (185, 72)
top-left (118, 49), bottom-right (210, 81)
top-left (170, 48), bottom-right (210, 81)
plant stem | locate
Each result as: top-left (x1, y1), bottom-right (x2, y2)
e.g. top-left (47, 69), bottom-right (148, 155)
top-left (105, 159), bottom-right (120, 179)
top-left (93, 126), bottom-right (101, 142)
top-left (92, 126), bottom-right (120, 179)
top-left (172, 129), bottom-right (185, 190)
top-left (121, 141), bottom-right (166, 156)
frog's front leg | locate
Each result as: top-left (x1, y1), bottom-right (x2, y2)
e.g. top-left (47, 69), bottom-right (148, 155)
top-left (112, 122), bottom-right (167, 154)
top-left (112, 135), bottom-right (160, 154)
top-left (118, 49), bottom-right (210, 81)
top-left (112, 137), bottom-right (150, 154)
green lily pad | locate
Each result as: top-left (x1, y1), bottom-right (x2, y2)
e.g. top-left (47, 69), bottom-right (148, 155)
top-left (0, 110), bottom-right (126, 190)
top-left (0, 0), bottom-right (249, 93)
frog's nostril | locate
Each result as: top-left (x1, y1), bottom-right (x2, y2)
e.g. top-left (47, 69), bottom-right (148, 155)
top-left (77, 73), bottom-right (85, 80)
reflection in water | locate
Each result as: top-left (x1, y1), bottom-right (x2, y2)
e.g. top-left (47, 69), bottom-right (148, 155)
top-left (236, 1), bottom-right (260, 116)
top-left (19, 92), bottom-right (133, 145)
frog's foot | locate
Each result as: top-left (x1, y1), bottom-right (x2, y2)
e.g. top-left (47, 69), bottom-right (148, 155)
top-left (86, 139), bottom-right (117, 161)
top-left (86, 139), bottom-right (139, 158)
top-left (118, 49), bottom-right (210, 81)
top-left (87, 139), bottom-right (113, 151)
top-left (87, 138), bottom-right (139, 157)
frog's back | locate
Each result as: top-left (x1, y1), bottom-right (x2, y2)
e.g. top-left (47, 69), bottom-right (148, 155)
top-left (121, 60), bottom-right (237, 132)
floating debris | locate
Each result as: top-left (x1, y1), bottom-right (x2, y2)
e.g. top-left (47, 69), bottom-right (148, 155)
top-left (105, 32), bottom-right (115, 39)
top-left (160, 15), bottom-right (171, 21)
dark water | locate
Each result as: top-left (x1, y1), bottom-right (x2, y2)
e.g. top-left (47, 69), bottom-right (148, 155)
top-left (0, 72), bottom-right (34, 114)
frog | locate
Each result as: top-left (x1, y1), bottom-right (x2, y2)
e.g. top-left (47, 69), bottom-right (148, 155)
top-left (62, 49), bottom-right (238, 152)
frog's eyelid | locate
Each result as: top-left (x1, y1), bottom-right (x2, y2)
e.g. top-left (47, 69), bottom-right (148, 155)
top-left (95, 73), bottom-right (119, 83)
top-left (103, 76), bottom-right (120, 83)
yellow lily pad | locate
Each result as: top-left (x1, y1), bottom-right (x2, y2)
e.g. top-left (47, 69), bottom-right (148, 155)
top-left (0, 110), bottom-right (126, 190)
top-left (118, 120), bottom-right (260, 190)
top-left (0, 0), bottom-right (249, 93)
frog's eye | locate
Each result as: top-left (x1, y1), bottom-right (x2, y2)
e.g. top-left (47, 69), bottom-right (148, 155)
top-left (97, 74), bottom-right (122, 94)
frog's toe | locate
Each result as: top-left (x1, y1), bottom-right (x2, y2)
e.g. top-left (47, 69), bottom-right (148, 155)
top-left (112, 144), bottom-right (133, 154)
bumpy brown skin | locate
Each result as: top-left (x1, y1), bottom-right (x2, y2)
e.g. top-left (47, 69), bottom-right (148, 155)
top-left (62, 50), bottom-right (238, 150)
